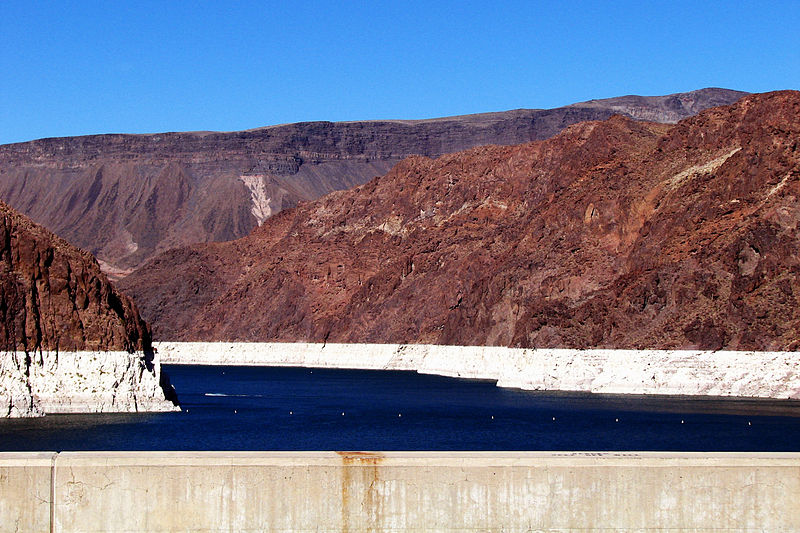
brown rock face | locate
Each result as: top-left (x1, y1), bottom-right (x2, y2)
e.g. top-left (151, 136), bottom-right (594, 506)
top-left (120, 91), bottom-right (800, 351)
top-left (0, 201), bottom-right (151, 352)
top-left (0, 89), bottom-right (746, 277)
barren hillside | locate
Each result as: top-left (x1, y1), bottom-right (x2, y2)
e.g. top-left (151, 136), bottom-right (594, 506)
top-left (0, 89), bottom-right (746, 276)
top-left (121, 91), bottom-right (799, 350)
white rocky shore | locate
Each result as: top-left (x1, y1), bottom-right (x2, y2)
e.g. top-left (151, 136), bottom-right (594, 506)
top-left (156, 342), bottom-right (800, 400)
top-left (1, 350), bottom-right (178, 417)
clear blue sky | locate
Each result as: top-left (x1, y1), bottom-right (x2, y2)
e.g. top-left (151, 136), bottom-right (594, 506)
top-left (2, 1), bottom-right (798, 144)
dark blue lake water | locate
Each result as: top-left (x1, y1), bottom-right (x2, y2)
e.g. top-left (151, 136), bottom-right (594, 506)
top-left (2, 365), bottom-right (800, 451)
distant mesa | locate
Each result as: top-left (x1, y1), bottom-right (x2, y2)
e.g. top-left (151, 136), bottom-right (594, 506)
top-left (0, 88), bottom-right (747, 278)
top-left (119, 90), bottom-right (800, 351)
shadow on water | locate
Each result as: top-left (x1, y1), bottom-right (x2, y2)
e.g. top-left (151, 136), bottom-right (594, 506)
top-left (510, 390), bottom-right (800, 417)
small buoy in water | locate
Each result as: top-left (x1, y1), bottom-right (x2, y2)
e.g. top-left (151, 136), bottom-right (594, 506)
top-left (748, 421), bottom-right (752, 426)
top-left (234, 410), bottom-right (237, 414)
top-left (552, 417), bottom-right (556, 421)
top-left (491, 415), bottom-right (494, 420)
top-left (398, 413), bottom-right (402, 417)
top-left (615, 418), bottom-right (619, 422)
top-left (342, 412), bottom-right (345, 416)
top-left (681, 420), bottom-right (684, 424)
top-left (289, 411), bottom-right (293, 415)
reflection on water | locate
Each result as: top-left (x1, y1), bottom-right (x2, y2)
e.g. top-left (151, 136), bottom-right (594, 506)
top-left (1, 365), bottom-right (799, 451)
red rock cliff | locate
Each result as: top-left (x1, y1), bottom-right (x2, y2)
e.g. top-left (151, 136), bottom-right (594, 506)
top-left (121, 91), bottom-right (799, 350)
top-left (0, 200), bottom-right (151, 352)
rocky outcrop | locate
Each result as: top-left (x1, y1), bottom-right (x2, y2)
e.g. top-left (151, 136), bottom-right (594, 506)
top-left (121, 91), bottom-right (800, 351)
top-left (0, 89), bottom-right (746, 276)
top-left (0, 201), bottom-right (177, 416)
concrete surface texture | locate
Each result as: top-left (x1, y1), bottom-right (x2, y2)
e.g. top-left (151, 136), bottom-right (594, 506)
top-left (156, 342), bottom-right (800, 399)
top-left (2, 451), bottom-right (800, 532)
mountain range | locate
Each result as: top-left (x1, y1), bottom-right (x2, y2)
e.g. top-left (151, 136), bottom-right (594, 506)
top-left (0, 88), bottom-right (746, 277)
top-left (118, 90), bottom-right (800, 350)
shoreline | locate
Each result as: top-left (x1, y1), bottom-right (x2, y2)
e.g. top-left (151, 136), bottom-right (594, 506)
top-left (154, 342), bottom-right (800, 400)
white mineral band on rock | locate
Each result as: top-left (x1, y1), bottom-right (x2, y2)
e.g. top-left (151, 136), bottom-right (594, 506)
top-left (1, 350), bottom-right (179, 417)
top-left (155, 342), bottom-right (800, 400)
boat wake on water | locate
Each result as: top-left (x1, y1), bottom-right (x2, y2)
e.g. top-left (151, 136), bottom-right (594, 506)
top-left (204, 393), bottom-right (265, 398)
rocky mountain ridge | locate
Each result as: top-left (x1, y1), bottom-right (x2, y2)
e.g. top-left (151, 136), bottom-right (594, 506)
top-left (0, 88), bottom-right (746, 276)
top-left (120, 91), bottom-right (800, 350)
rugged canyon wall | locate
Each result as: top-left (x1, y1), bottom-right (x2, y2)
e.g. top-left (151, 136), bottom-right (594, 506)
top-left (0, 89), bottom-right (745, 276)
top-left (121, 91), bottom-right (800, 351)
top-left (0, 201), bottom-right (177, 416)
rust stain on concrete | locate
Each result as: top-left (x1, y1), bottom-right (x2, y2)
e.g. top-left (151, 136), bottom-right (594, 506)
top-left (338, 452), bottom-right (385, 532)
top-left (337, 451), bottom-right (386, 463)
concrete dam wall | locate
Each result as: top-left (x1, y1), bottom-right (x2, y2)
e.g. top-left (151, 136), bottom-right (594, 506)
top-left (2, 452), bottom-right (799, 532)
top-left (156, 342), bottom-right (800, 399)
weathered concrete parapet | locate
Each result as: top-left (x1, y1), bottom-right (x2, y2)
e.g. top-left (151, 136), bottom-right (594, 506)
top-left (2, 451), bottom-right (800, 531)
top-left (0, 452), bottom-right (54, 532)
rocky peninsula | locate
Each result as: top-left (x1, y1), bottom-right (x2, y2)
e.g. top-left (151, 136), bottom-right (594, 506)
top-left (0, 201), bottom-right (177, 417)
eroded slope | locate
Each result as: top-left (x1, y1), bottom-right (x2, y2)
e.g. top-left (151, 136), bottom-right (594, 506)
top-left (121, 91), bottom-right (799, 350)
top-left (0, 89), bottom-right (746, 276)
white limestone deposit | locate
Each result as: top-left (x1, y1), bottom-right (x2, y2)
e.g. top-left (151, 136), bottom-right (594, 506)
top-left (239, 174), bottom-right (275, 225)
top-left (155, 342), bottom-right (800, 400)
top-left (1, 350), bottom-right (179, 417)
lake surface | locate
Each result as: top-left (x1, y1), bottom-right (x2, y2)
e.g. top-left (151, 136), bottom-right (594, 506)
top-left (2, 365), bottom-right (800, 451)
